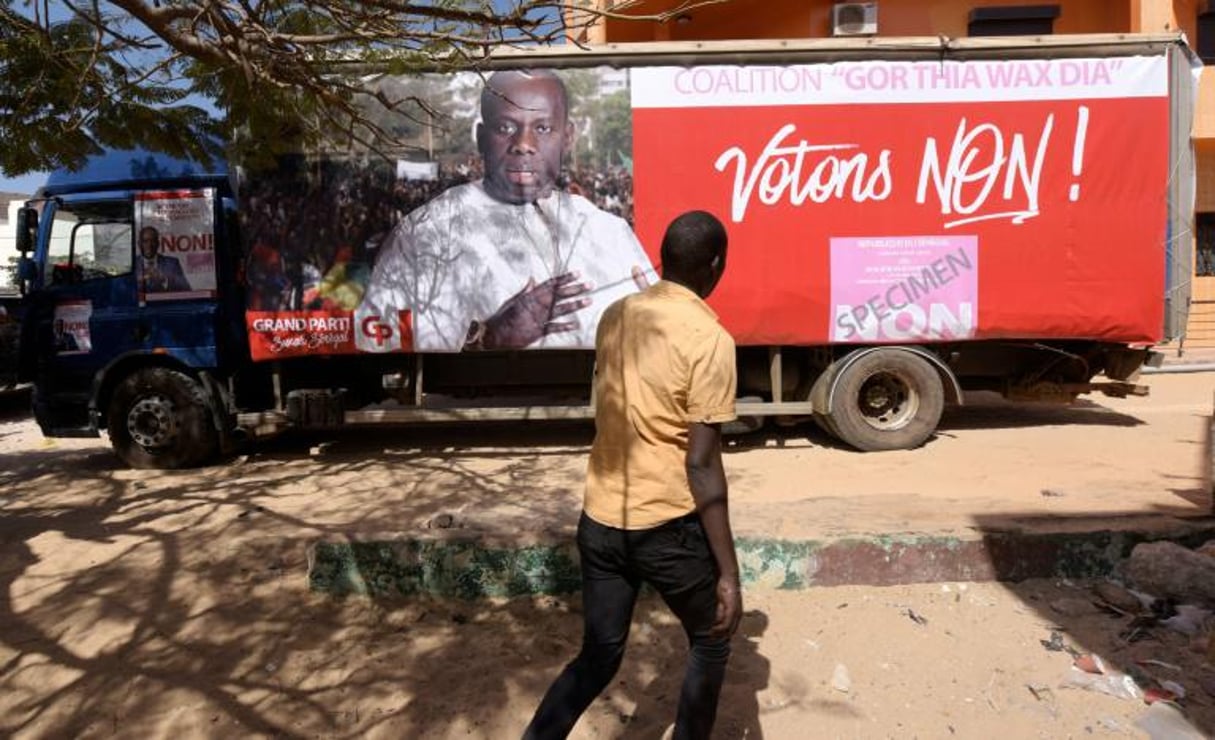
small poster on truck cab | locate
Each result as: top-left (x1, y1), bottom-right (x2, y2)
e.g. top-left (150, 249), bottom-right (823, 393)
top-left (240, 54), bottom-right (1171, 360)
top-left (52, 301), bottom-right (92, 355)
top-left (135, 189), bottom-right (218, 302)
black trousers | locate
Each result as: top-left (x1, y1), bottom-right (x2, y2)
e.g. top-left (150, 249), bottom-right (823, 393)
top-left (523, 512), bottom-right (731, 740)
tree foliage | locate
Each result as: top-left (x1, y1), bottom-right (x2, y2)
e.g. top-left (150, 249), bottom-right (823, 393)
top-left (0, 0), bottom-right (721, 176)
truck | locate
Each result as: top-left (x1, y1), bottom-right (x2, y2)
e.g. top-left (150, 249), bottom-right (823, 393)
top-left (9, 33), bottom-right (1196, 468)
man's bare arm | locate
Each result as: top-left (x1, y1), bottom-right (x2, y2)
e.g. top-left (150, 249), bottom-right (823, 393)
top-left (687, 422), bottom-right (742, 638)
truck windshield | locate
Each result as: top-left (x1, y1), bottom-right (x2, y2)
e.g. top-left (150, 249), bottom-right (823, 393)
top-left (47, 200), bottom-right (133, 284)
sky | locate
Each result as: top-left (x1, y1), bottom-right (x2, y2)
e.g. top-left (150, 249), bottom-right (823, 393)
top-left (0, 171), bottom-right (48, 197)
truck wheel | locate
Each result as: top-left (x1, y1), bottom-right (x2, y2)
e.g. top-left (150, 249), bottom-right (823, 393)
top-left (811, 412), bottom-right (839, 439)
top-left (826, 350), bottom-right (945, 451)
top-left (107, 368), bottom-right (217, 469)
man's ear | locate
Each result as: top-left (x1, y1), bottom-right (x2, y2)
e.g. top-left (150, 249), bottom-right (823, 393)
top-left (562, 118), bottom-right (576, 155)
top-left (474, 120), bottom-right (486, 155)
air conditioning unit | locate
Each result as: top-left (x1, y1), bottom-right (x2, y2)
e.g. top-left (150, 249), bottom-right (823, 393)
top-left (832, 2), bottom-right (878, 36)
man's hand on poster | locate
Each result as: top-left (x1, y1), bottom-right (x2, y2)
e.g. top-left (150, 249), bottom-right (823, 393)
top-left (468, 272), bottom-right (592, 350)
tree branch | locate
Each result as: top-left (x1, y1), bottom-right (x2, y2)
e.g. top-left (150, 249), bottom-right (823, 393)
top-left (2, 0), bottom-right (739, 175)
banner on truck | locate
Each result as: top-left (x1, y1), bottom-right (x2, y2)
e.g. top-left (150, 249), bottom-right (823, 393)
top-left (396, 160), bottom-right (440, 181)
top-left (135, 189), bottom-right (217, 302)
top-left (241, 56), bottom-right (1170, 360)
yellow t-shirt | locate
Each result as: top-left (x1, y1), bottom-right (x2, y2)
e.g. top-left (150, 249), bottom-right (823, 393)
top-left (584, 280), bottom-right (737, 530)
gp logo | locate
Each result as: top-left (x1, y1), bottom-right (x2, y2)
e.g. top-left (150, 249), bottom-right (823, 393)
top-left (362, 316), bottom-right (393, 345)
top-left (353, 307), bottom-right (403, 353)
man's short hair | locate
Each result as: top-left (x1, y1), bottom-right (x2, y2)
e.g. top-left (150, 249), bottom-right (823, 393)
top-left (660, 211), bottom-right (728, 275)
top-left (481, 69), bottom-right (569, 120)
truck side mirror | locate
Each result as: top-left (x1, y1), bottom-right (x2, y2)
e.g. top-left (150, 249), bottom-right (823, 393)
top-left (15, 207), bottom-right (37, 254)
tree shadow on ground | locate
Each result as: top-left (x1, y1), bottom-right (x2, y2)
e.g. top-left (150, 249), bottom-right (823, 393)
top-left (0, 386), bottom-right (1189, 736)
top-left (977, 373), bottom-right (1209, 708)
top-left (969, 508), bottom-right (1215, 737)
top-left (0, 438), bottom-right (771, 737)
top-left (995, 575), bottom-right (1215, 736)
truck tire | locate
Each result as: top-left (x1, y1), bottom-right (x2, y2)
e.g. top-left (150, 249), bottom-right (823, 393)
top-left (107, 368), bottom-right (217, 469)
top-left (812, 411), bottom-right (839, 439)
top-left (826, 349), bottom-right (945, 451)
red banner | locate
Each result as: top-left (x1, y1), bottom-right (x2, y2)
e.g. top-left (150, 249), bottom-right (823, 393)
top-left (247, 310), bottom-right (413, 360)
top-left (631, 57), bottom-right (1170, 345)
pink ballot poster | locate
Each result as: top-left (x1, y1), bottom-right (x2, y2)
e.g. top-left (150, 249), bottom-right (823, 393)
top-left (830, 236), bottom-right (979, 343)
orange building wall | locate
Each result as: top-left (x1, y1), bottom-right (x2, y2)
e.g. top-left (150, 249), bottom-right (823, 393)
top-left (1129, 0), bottom-right (1198, 37)
top-left (603, 0), bottom-right (1131, 44)
top-left (1175, 0), bottom-right (1199, 40)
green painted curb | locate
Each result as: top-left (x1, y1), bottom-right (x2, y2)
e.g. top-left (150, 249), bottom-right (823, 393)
top-left (307, 537), bottom-right (815, 599)
top-left (309, 540), bottom-right (582, 600)
top-left (307, 522), bottom-right (1215, 600)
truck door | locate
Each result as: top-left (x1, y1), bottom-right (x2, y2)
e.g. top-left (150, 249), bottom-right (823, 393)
top-left (29, 191), bottom-right (223, 436)
top-left (29, 196), bottom-right (138, 434)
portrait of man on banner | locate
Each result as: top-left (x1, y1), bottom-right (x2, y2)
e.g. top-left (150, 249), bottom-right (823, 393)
top-left (358, 69), bottom-right (655, 352)
top-left (239, 66), bottom-right (651, 356)
top-left (137, 226), bottom-right (192, 294)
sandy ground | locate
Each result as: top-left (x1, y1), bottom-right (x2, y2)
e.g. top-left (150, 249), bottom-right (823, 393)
top-left (1, 373), bottom-right (1214, 738)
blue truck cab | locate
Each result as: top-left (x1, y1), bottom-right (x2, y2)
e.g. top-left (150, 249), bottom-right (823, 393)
top-left (14, 149), bottom-right (249, 467)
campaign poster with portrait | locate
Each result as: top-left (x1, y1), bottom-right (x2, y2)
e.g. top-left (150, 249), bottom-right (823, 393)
top-left (53, 300), bottom-right (92, 355)
top-left (240, 54), bottom-right (1171, 360)
top-left (135, 189), bottom-right (218, 303)
top-left (241, 67), bottom-right (649, 360)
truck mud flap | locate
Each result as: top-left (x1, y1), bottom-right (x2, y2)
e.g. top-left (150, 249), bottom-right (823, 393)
top-left (285, 389), bottom-right (345, 429)
top-left (0, 319), bottom-right (19, 391)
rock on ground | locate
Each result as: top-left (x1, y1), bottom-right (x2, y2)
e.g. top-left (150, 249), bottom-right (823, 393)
top-left (1126, 541), bottom-right (1215, 609)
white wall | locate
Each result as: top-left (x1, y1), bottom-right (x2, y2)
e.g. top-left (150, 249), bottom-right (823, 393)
top-left (0, 199), bottom-right (26, 295)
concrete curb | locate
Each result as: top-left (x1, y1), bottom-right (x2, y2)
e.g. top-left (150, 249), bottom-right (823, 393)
top-left (307, 519), bottom-right (1215, 600)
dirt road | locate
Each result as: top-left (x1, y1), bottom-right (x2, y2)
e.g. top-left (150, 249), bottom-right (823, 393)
top-left (1, 373), bottom-right (1213, 738)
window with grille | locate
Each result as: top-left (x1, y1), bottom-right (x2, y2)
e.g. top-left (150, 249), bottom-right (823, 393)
top-left (1199, 11), bottom-right (1215, 65)
top-left (968, 5), bottom-right (1060, 37)
top-left (1198, 213), bottom-right (1215, 277)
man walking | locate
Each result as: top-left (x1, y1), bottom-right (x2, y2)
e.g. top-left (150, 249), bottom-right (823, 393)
top-left (524, 210), bottom-right (741, 740)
